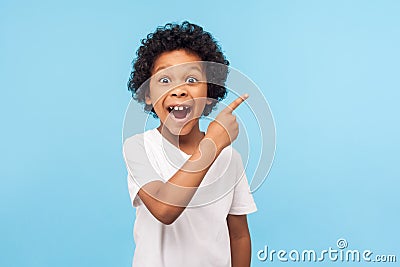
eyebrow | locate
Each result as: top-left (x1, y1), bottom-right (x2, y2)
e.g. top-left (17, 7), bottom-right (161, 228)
top-left (153, 64), bottom-right (203, 74)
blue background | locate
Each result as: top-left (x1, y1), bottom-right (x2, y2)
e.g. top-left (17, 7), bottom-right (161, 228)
top-left (1, 0), bottom-right (399, 266)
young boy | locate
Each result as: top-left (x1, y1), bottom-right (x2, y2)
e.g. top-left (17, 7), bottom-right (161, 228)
top-left (124, 21), bottom-right (257, 267)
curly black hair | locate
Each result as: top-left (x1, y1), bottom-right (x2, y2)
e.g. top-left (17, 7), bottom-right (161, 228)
top-left (127, 21), bottom-right (229, 117)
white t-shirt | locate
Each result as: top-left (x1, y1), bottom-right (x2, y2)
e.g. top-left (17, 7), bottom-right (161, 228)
top-left (123, 128), bottom-right (257, 267)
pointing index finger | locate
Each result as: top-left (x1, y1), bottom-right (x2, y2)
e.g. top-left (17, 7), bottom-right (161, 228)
top-left (225, 94), bottom-right (249, 112)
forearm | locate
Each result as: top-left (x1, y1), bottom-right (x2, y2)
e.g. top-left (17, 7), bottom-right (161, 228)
top-left (230, 235), bottom-right (251, 267)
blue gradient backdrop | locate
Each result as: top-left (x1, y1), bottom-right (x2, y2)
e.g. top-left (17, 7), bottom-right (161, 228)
top-left (1, 0), bottom-right (399, 266)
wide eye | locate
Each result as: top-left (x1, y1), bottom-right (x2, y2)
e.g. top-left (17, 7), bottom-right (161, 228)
top-left (159, 77), bottom-right (171, 83)
top-left (186, 76), bottom-right (198, 83)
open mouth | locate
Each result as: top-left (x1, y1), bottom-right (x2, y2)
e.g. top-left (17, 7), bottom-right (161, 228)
top-left (167, 105), bottom-right (192, 120)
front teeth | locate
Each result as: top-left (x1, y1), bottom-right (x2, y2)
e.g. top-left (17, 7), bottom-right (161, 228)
top-left (169, 106), bottom-right (189, 111)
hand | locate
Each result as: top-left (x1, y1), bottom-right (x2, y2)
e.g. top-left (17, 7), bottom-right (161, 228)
top-left (205, 94), bottom-right (248, 151)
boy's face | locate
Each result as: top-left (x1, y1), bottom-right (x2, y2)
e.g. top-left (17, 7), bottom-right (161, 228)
top-left (146, 49), bottom-right (211, 136)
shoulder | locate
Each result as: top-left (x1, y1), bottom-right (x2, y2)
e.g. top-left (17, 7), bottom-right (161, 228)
top-left (123, 129), bottom-right (159, 158)
top-left (123, 129), bottom-right (159, 146)
top-left (123, 132), bottom-right (144, 145)
top-left (123, 132), bottom-right (145, 153)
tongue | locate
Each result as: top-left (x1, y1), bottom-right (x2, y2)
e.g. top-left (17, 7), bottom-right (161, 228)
top-left (172, 109), bottom-right (188, 119)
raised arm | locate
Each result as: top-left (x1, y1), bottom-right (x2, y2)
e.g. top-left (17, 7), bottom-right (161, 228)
top-left (136, 94), bottom-right (249, 225)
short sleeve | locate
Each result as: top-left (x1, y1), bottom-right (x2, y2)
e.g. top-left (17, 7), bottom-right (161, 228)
top-left (123, 133), bottom-right (163, 208)
top-left (127, 173), bottom-right (141, 207)
top-left (228, 152), bottom-right (257, 215)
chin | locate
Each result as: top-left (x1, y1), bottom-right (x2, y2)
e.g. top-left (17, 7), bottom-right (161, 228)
top-left (170, 125), bottom-right (193, 136)
top-left (162, 121), bottom-right (195, 136)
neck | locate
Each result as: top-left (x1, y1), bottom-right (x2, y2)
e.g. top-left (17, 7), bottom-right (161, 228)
top-left (157, 123), bottom-right (204, 153)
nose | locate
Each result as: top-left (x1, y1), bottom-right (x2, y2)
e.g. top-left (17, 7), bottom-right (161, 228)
top-left (170, 87), bottom-right (188, 97)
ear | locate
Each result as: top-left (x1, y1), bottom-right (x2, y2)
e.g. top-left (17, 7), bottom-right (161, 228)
top-left (145, 93), bottom-right (152, 105)
top-left (206, 98), bottom-right (213, 105)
